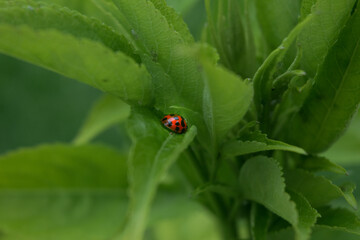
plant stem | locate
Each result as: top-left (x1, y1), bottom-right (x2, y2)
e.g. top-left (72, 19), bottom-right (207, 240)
top-left (180, 148), bottom-right (239, 239)
top-left (219, 217), bottom-right (238, 240)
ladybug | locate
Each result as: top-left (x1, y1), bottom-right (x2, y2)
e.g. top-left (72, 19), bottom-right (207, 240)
top-left (161, 114), bottom-right (188, 134)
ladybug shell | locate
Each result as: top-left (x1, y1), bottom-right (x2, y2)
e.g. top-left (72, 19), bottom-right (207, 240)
top-left (161, 114), bottom-right (188, 134)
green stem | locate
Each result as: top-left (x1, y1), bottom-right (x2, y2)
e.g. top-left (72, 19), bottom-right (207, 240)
top-left (180, 148), bottom-right (239, 240)
top-left (220, 218), bottom-right (238, 240)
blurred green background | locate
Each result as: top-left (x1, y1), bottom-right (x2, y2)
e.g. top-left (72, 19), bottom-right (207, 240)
top-left (0, 0), bottom-right (359, 239)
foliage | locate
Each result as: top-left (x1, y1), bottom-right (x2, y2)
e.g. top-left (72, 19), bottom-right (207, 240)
top-left (0, 0), bottom-right (360, 239)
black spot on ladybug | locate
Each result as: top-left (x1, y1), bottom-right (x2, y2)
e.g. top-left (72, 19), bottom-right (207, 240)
top-left (175, 126), bottom-right (180, 132)
top-left (162, 117), bottom-right (168, 121)
top-left (174, 116), bottom-right (179, 120)
top-left (170, 114), bottom-right (175, 116)
top-left (181, 119), bottom-right (185, 127)
top-left (167, 121), bottom-right (172, 127)
top-left (175, 122), bottom-right (180, 126)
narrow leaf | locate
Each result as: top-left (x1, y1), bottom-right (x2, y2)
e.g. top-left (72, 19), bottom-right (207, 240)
top-left (286, 6), bottom-right (360, 153)
top-left (289, 191), bottom-right (319, 240)
top-left (222, 133), bottom-right (306, 158)
top-left (299, 156), bottom-right (348, 175)
top-left (254, 0), bottom-right (301, 50)
top-left (200, 52), bottom-right (253, 144)
top-left (121, 108), bottom-right (197, 240)
top-left (298, 0), bottom-right (357, 77)
top-left (73, 95), bottom-right (130, 145)
top-left (341, 182), bottom-right (358, 210)
top-left (300, 0), bottom-right (317, 20)
top-left (253, 14), bottom-right (314, 124)
top-left (317, 207), bottom-right (360, 235)
top-left (285, 169), bottom-right (357, 208)
top-left (149, 0), bottom-right (194, 43)
top-left (205, 0), bottom-right (257, 77)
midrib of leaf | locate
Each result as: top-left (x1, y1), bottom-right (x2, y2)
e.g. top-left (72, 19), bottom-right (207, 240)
top-left (222, 139), bottom-right (306, 158)
top-left (133, 135), bottom-right (174, 212)
top-left (202, 71), bottom-right (216, 146)
top-left (311, 37), bottom-right (360, 147)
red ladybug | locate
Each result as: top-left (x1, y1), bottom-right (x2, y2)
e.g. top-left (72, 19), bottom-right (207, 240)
top-left (161, 114), bottom-right (188, 134)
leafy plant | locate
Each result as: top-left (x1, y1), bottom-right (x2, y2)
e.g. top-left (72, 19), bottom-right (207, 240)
top-left (0, 0), bottom-right (359, 239)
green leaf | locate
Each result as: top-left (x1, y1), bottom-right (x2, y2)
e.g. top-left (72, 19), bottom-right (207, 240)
top-left (0, 144), bottom-right (128, 239)
top-left (240, 156), bottom-right (321, 240)
top-left (121, 108), bottom-right (197, 240)
top-left (149, 192), bottom-right (222, 240)
top-left (0, 24), bottom-right (153, 105)
top-left (0, 144), bottom-right (128, 189)
top-left (298, 156), bottom-right (348, 175)
top-left (300, 0), bottom-right (317, 20)
top-left (311, 227), bottom-right (360, 240)
top-left (268, 228), bottom-right (295, 240)
top-left (222, 131), bottom-right (306, 158)
top-left (239, 156), bottom-right (298, 230)
top-left (288, 191), bottom-right (319, 240)
top-left (191, 183), bottom-right (239, 198)
top-left (254, 0), bottom-right (301, 50)
top-left (204, 0), bottom-right (257, 77)
top-left (149, 0), bottom-right (194, 43)
top-left (97, 0), bottom-right (203, 112)
top-left (340, 182), bottom-right (358, 210)
top-left (0, 0), bottom-right (139, 62)
top-left (322, 112), bottom-right (360, 165)
top-left (270, 73), bottom-right (313, 138)
top-left (73, 94), bottom-right (130, 145)
top-left (200, 51), bottom-right (253, 145)
top-left (286, 6), bottom-right (360, 153)
top-left (253, 14), bottom-right (314, 127)
top-left (167, 105), bottom-right (212, 153)
top-left (298, 0), bottom-right (357, 77)
top-left (31, 0), bottom-right (100, 15)
top-left (285, 169), bottom-right (357, 208)
top-left (90, 0), bottom-right (134, 39)
top-left (316, 207), bottom-right (360, 235)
